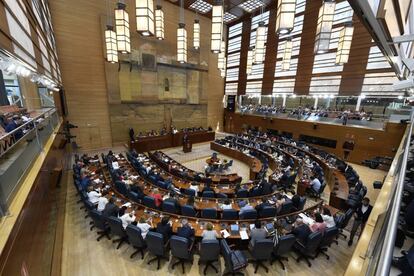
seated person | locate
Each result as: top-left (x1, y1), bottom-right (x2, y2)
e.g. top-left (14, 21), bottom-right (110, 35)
top-left (102, 197), bottom-right (120, 218)
top-left (309, 176), bottom-right (321, 193)
top-left (186, 196), bottom-right (195, 207)
top-left (221, 199), bottom-right (233, 210)
top-left (189, 181), bottom-right (199, 194)
top-left (164, 192), bottom-right (180, 211)
top-left (136, 217), bottom-right (152, 239)
top-left (177, 219), bottom-right (195, 240)
top-left (156, 216), bottom-right (173, 242)
top-left (291, 194), bottom-right (301, 211)
top-left (321, 207), bottom-right (336, 228)
top-left (210, 152), bottom-right (219, 163)
top-left (249, 220), bottom-right (267, 248)
top-left (255, 196), bottom-right (271, 213)
top-left (80, 172), bottom-right (91, 191)
top-left (120, 210), bottom-right (136, 229)
top-left (87, 186), bottom-right (101, 204)
top-left (201, 183), bottom-right (214, 194)
top-left (151, 188), bottom-right (163, 209)
top-left (97, 190), bottom-right (109, 211)
top-left (290, 218), bottom-right (311, 244)
top-left (239, 200), bottom-right (255, 217)
top-left (310, 213), bottom-right (327, 234)
top-left (201, 223), bottom-right (219, 241)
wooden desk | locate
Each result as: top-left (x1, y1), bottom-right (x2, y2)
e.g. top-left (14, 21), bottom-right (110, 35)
top-left (172, 131), bottom-right (215, 147)
top-left (210, 142), bottom-right (263, 180)
top-left (130, 134), bottom-right (172, 153)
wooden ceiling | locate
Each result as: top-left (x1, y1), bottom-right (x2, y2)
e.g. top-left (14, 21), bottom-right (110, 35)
top-left (167, 0), bottom-right (272, 24)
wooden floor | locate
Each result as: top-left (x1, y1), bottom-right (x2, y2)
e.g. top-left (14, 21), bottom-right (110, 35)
top-left (61, 144), bottom-right (387, 276)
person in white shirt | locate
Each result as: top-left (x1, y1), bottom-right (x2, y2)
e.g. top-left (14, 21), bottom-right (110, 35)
top-left (136, 217), bottom-right (152, 239)
top-left (321, 207), bottom-right (336, 228)
top-left (221, 199), bottom-right (233, 210)
top-left (87, 186), bottom-right (101, 204)
top-left (189, 182), bottom-right (199, 193)
top-left (120, 211), bottom-right (136, 229)
top-left (310, 176), bottom-right (321, 193)
top-left (97, 191), bottom-right (109, 211)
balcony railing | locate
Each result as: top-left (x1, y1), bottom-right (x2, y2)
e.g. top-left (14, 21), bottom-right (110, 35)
top-left (0, 108), bottom-right (61, 217)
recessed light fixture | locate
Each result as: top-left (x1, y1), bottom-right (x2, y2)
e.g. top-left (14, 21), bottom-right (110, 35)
top-left (189, 0), bottom-right (213, 14)
top-left (239, 0), bottom-right (264, 13)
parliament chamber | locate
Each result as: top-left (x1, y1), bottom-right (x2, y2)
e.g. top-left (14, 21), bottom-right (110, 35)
top-left (1, 1), bottom-right (414, 276)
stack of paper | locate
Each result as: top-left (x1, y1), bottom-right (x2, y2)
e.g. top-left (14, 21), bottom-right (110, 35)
top-left (240, 230), bottom-right (249, 240)
top-left (220, 230), bottom-right (230, 238)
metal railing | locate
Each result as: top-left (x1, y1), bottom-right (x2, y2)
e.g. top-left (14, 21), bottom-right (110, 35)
top-left (0, 108), bottom-right (61, 217)
top-left (370, 110), bottom-right (413, 276)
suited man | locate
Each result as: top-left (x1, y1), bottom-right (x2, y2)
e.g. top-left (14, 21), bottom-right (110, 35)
top-left (348, 197), bottom-right (373, 246)
top-left (177, 219), bottom-right (195, 241)
top-left (255, 196), bottom-right (271, 213)
top-left (291, 218), bottom-right (311, 244)
top-left (261, 180), bottom-right (272, 195)
top-left (102, 197), bottom-right (120, 218)
top-left (156, 216), bottom-right (173, 242)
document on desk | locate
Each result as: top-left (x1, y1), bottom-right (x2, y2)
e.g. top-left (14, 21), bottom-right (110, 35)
top-left (220, 230), bottom-right (230, 238)
top-left (112, 161), bottom-right (120, 170)
top-left (239, 230), bottom-right (249, 240)
top-left (299, 213), bottom-right (315, 225)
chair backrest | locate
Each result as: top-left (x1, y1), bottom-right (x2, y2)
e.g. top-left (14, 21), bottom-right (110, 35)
top-left (236, 189), bottom-right (249, 198)
top-left (107, 216), bottom-right (127, 238)
top-left (202, 208), bottom-right (217, 219)
top-left (145, 232), bottom-right (165, 256)
top-left (170, 235), bottom-right (191, 260)
top-left (199, 240), bottom-right (220, 261)
top-left (240, 209), bottom-right (257, 219)
top-left (115, 181), bottom-right (129, 196)
top-left (278, 201), bottom-right (293, 215)
top-left (181, 205), bottom-right (197, 217)
top-left (342, 209), bottom-right (354, 228)
top-left (128, 191), bottom-right (141, 202)
top-left (162, 201), bottom-right (179, 214)
top-left (89, 210), bottom-right (107, 231)
top-left (319, 226), bottom-right (339, 248)
top-left (319, 182), bottom-right (327, 194)
top-left (274, 234), bottom-right (296, 256)
top-left (250, 239), bottom-right (274, 260)
top-left (222, 209), bottom-right (238, 220)
top-left (183, 188), bottom-right (196, 197)
top-left (143, 196), bottom-right (157, 209)
top-left (216, 193), bottom-right (228, 198)
top-left (249, 187), bottom-right (262, 197)
top-left (304, 231), bottom-right (323, 254)
top-left (202, 191), bottom-right (215, 198)
top-left (126, 224), bottom-right (146, 248)
top-left (259, 206), bottom-right (277, 218)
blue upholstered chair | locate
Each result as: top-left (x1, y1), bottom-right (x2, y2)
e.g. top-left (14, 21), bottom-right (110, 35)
top-left (249, 239), bottom-right (274, 273)
top-left (162, 201), bottom-right (179, 214)
top-left (125, 224), bottom-right (147, 259)
top-left (294, 231), bottom-right (323, 267)
top-left (201, 208), bottom-right (217, 219)
top-left (222, 209), bottom-right (238, 220)
top-left (199, 239), bottom-right (220, 275)
top-left (170, 235), bottom-right (194, 273)
top-left (146, 232), bottom-right (170, 270)
top-left (271, 234), bottom-right (296, 270)
top-left (143, 196), bottom-right (157, 209)
top-left (89, 210), bottom-right (111, 241)
top-left (239, 209), bottom-right (257, 219)
top-left (181, 205), bottom-right (198, 217)
top-left (278, 201), bottom-right (293, 215)
top-left (220, 239), bottom-right (247, 275)
top-left (259, 206), bottom-right (277, 218)
top-left (107, 216), bottom-right (128, 249)
top-left (202, 191), bottom-right (215, 198)
top-left (316, 226), bottom-right (339, 259)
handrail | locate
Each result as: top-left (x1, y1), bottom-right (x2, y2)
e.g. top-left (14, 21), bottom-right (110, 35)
top-left (374, 110), bottom-right (414, 276)
top-left (0, 108), bottom-right (56, 157)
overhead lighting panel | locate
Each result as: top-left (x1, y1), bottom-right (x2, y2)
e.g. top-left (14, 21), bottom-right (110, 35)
top-left (239, 0), bottom-right (264, 13)
top-left (189, 0), bottom-right (213, 14)
top-left (314, 0), bottom-right (336, 54)
top-left (136, 0), bottom-right (155, 36)
top-left (275, 0), bottom-right (297, 35)
top-left (336, 22), bottom-right (354, 65)
top-left (223, 12), bottom-right (237, 23)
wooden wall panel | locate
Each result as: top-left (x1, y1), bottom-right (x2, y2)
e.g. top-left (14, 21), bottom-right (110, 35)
top-left (224, 111), bottom-right (405, 164)
top-left (293, 0), bottom-right (322, 95)
top-left (49, 0), bottom-right (113, 149)
top-left (262, 4), bottom-right (278, 95)
top-left (339, 15), bottom-right (377, 96)
top-left (237, 20), bottom-right (252, 95)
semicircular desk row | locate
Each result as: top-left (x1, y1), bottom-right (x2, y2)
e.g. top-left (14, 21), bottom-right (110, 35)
top-left (77, 139), bottom-right (348, 240)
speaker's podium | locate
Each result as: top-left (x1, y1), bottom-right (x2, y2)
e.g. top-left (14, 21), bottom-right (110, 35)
top-left (183, 141), bottom-right (192, 153)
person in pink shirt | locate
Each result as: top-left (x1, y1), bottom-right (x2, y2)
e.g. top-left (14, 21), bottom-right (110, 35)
top-left (310, 213), bottom-right (327, 234)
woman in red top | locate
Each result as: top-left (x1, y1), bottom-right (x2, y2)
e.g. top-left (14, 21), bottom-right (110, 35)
top-left (151, 188), bottom-right (163, 208)
top-left (310, 213), bottom-right (327, 234)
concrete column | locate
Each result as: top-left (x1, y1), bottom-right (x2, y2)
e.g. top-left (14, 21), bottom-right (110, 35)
top-left (314, 97), bottom-right (318, 109)
top-left (282, 94), bottom-right (287, 107)
top-left (356, 96), bottom-right (362, 111)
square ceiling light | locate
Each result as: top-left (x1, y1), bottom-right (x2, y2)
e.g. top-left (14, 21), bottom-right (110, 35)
top-left (223, 12), bottom-right (238, 23)
top-left (239, 0), bottom-right (264, 13)
top-left (189, 0), bottom-right (213, 14)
